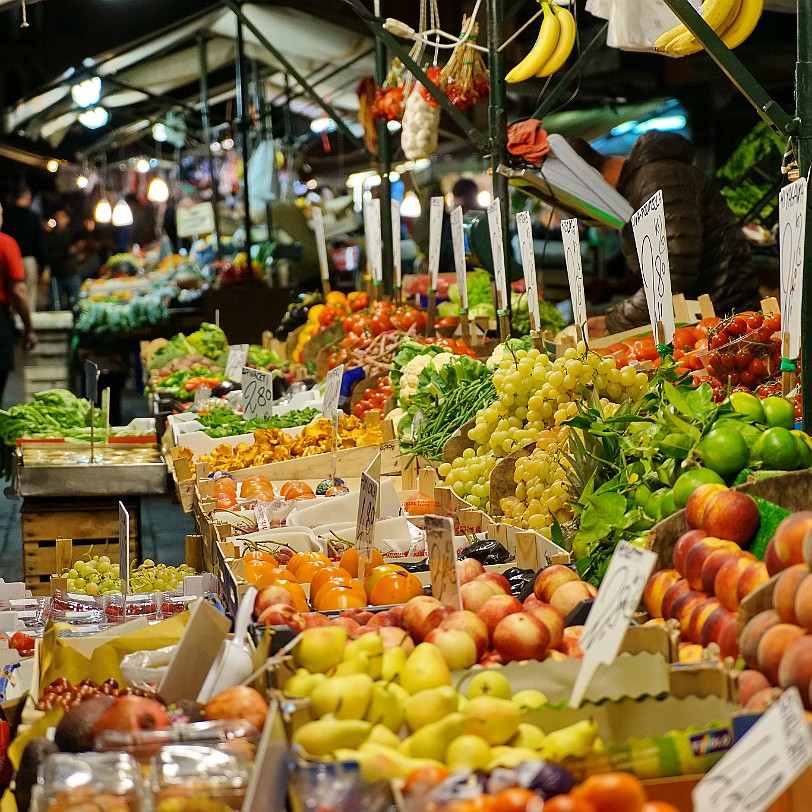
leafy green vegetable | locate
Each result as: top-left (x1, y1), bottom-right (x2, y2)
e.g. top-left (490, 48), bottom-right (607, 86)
top-left (247, 345), bottom-right (283, 368)
top-left (197, 406), bottom-right (320, 437)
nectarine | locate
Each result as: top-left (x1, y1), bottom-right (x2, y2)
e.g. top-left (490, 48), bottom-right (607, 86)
top-left (740, 609), bottom-right (781, 669)
top-left (738, 669), bottom-right (771, 707)
top-left (714, 556), bottom-right (755, 611)
top-left (643, 569), bottom-right (681, 619)
top-left (672, 529), bottom-right (708, 576)
top-left (773, 564), bottom-right (810, 625)
top-left (794, 573), bottom-right (812, 632)
top-left (702, 490), bottom-right (760, 547)
top-left (778, 634), bottom-right (812, 710)
top-left (773, 512), bottom-right (812, 568)
top-left (756, 623), bottom-right (806, 685)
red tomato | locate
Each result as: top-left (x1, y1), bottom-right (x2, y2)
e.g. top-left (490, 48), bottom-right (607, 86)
top-left (347, 291), bottom-right (369, 311)
top-left (353, 399), bottom-right (372, 418)
top-left (765, 312), bottom-right (781, 333)
top-left (370, 312), bottom-right (393, 335)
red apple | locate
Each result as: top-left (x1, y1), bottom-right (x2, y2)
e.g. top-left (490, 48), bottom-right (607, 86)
top-left (492, 612), bottom-right (550, 662)
top-left (550, 580), bottom-right (597, 619)
top-left (457, 558), bottom-right (485, 585)
top-left (402, 596), bottom-right (442, 642)
top-left (300, 612), bottom-right (330, 628)
top-left (419, 605), bottom-right (456, 637)
top-left (256, 603), bottom-right (302, 629)
top-left (672, 529), bottom-right (708, 576)
top-left (425, 627), bottom-right (479, 669)
top-left (523, 595), bottom-right (542, 609)
top-left (254, 585), bottom-right (295, 616)
top-left (559, 626), bottom-right (584, 658)
top-left (461, 579), bottom-right (503, 613)
top-left (533, 565), bottom-right (579, 602)
top-left (643, 569), bottom-right (681, 619)
top-left (475, 571), bottom-right (512, 596)
top-left (438, 610), bottom-right (489, 658)
top-left (340, 608), bottom-right (374, 625)
top-left (328, 616), bottom-right (360, 635)
top-left (523, 602), bottom-right (565, 649)
top-left (685, 483), bottom-right (728, 529)
top-left (478, 595), bottom-right (523, 641)
top-left (375, 625), bottom-right (415, 653)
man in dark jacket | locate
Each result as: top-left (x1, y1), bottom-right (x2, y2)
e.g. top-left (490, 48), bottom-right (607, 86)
top-left (570, 132), bottom-right (761, 335)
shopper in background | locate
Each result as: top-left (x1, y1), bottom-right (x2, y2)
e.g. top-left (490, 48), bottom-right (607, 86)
top-left (69, 217), bottom-right (108, 281)
top-left (0, 204), bottom-right (37, 401)
top-left (450, 177), bottom-right (484, 213)
top-left (568, 132), bottom-right (760, 336)
top-left (1, 184), bottom-right (47, 312)
top-left (46, 210), bottom-right (80, 309)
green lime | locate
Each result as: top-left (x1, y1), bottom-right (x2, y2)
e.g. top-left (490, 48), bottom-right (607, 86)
top-left (756, 426), bottom-right (801, 470)
top-left (762, 396), bottom-right (796, 430)
top-left (634, 484), bottom-right (652, 511)
top-left (644, 488), bottom-right (667, 520)
top-left (571, 537), bottom-right (592, 560)
top-left (729, 391), bottom-right (766, 424)
top-left (659, 489), bottom-right (677, 518)
top-left (794, 433), bottom-right (812, 469)
top-left (660, 433), bottom-right (693, 460)
top-left (699, 424), bottom-right (749, 479)
top-left (672, 468), bottom-right (726, 508)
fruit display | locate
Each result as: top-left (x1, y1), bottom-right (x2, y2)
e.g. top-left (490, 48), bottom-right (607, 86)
top-left (351, 376), bottom-right (392, 421)
top-left (57, 553), bottom-right (196, 596)
top-left (654, 0), bottom-right (764, 55)
top-left (506, 3), bottom-right (577, 83)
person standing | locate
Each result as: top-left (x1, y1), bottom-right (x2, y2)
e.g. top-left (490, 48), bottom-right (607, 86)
top-left (1, 184), bottom-right (46, 313)
top-left (46, 210), bottom-right (80, 309)
top-left (0, 204), bottom-right (37, 401)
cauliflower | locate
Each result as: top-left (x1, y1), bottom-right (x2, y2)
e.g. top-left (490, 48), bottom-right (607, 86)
top-left (399, 354), bottom-right (436, 404)
top-left (486, 343), bottom-right (509, 370)
top-left (430, 352), bottom-right (455, 371)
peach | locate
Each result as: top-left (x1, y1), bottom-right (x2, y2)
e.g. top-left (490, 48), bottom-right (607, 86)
top-left (737, 561), bottom-right (770, 603)
top-left (773, 512), bottom-right (812, 568)
top-left (669, 591), bottom-right (709, 639)
top-left (738, 669), bottom-right (771, 707)
top-left (559, 625), bottom-right (584, 658)
top-left (715, 556), bottom-right (756, 611)
top-left (774, 564), bottom-right (810, 624)
top-left (550, 580), bottom-right (597, 618)
top-left (685, 482), bottom-right (728, 529)
top-left (460, 580), bottom-right (503, 613)
top-left (457, 557), bottom-right (485, 585)
top-left (678, 643), bottom-right (703, 664)
top-left (478, 595), bottom-right (523, 641)
top-left (700, 607), bottom-right (736, 649)
top-left (476, 571), bottom-right (512, 596)
top-left (438, 610), bottom-right (489, 658)
top-left (687, 597), bottom-right (722, 644)
top-left (673, 529), bottom-right (708, 575)
top-left (794, 574), bottom-right (812, 632)
top-left (702, 490), bottom-right (761, 548)
top-left (717, 614), bottom-right (740, 660)
top-left (740, 610), bottom-right (782, 669)
top-left (533, 565), bottom-right (579, 603)
top-left (765, 539), bottom-right (785, 576)
top-left (746, 687), bottom-right (783, 710)
top-left (523, 601), bottom-right (565, 649)
top-left (756, 623), bottom-right (806, 685)
top-left (700, 548), bottom-right (742, 595)
top-left (643, 569), bottom-right (682, 619)
top-left (685, 539), bottom-right (740, 591)
top-left (661, 579), bottom-right (691, 620)
top-left (778, 635), bottom-right (812, 710)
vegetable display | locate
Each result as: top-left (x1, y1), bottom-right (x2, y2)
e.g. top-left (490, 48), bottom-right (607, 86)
top-left (196, 406), bottom-right (321, 438)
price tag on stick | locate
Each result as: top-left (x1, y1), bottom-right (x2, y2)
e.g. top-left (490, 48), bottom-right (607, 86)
top-left (119, 501), bottom-right (130, 599)
top-left (692, 686), bottom-right (812, 812)
top-left (224, 344), bottom-right (249, 383)
top-left (631, 191), bottom-right (675, 345)
top-left (428, 196), bottom-right (444, 292)
top-left (516, 211), bottom-right (540, 332)
top-left (322, 364), bottom-right (343, 421)
top-left (561, 218), bottom-right (588, 343)
top-left (425, 515), bottom-right (461, 608)
top-left (391, 199), bottom-right (402, 295)
top-left (355, 472), bottom-right (379, 577)
top-left (569, 541), bottom-right (656, 707)
top-left (312, 207), bottom-right (331, 298)
top-left (242, 367), bottom-right (274, 421)
top-left (487, 198), bottom-right (509, 311)
top-left (450, 206), bottom-right (468, 310)
top-left (368, 198), bottom-right (383, 284)
top-left (778, 177), bottom-right (806, 362)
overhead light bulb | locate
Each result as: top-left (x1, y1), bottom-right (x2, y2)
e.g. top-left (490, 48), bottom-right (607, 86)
top-left (477, 190), bottom-right (492, 207)
top-left (71, 77), bottom-right (102, 109)
top-left (147, 177), bottom-right (169, 203)
top-left (135, 158), bottom-right (150, 173)
top-left (310, 116), bottom-right (337, 135)
top-left (210, 141), bottom-right (221, 152)
top-left (221, 137), bottom-right (234, 150)
top-left (76, 175), bottom-right (89, 189)
top-left (152, 122), bottom-right (168, 142)
top-left (112, 199), bottom-right (133, 227)
top-left (400, 190), bottom-right (421, 218)
top-left (387, 119), bottom-right (402, 133)
top-left (78, 107), bottom-right (109, 130)
top-left (94, 199), bottom-right (112, 224)
top-left (46, 160), bottom-right (59, 173)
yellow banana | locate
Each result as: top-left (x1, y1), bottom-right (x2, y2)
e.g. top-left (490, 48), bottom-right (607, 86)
top-left (721, 0), bottom-right (763, 48)
top-left (655, 0), bottom-right (739, 55)
top-left (506, 3), bottom-right (561, 84)
top-left (667, 0), bottom-right (740, 54)
top-left (536, 4), bottom-right (576, 77)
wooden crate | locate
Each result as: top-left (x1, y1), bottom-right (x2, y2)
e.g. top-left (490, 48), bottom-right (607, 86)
top-left (21, 497), bottom-right (140, 596)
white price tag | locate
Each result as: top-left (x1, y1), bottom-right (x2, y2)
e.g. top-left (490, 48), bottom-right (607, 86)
top-left (364, 199), bottom-right (383, 282)
top-left (487, 198), bottom-right (508, 310)
top-left (118, 501), bottom-right (130, 596)
top-left (311, 207), bottom-right (330, 282)
top-left (425, 514), bottom-right (461, 609)
top-left (778, 177), bottom-right (807, 359)
top-left (101, 387), bottom-right (111, 438)
top-left (322, 364), bottom-right (343, 421)
top-left (450, 206), bottom-right (468, 310)
top-left (569, 541), bottom-right (656, 707)
top-left (693, 687), bottom-right (812, 812)
top-left (516, 211), bottom-right (540, 332)
top-left (242, 367), bottom-right (274, 421)
top-left (225, 344), bottom-right (249, 383)
top-left (391, 199), bottom-right (402, 289)
top-left (428, 196), bottom-right (444, 292)
top-left (561, 218), bottom-right (588, 342)
top-left (355, 472), bottom-right (379, 567)
top-left (631, 190), bottom-right (675, 344)
top-left (254, 501), bottom-right (271, 532)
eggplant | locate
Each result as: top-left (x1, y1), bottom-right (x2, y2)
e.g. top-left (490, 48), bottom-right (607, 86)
top-left (399, 558), bottom-right (429, 573)
top-left (211, 380), bottom-right (241, 397)
top-left (274, 325), bottom-right (289, 340)
top-left (272, 374), bottom-right (291, 400)
top-left (459, 539), bottom-right (511, 564)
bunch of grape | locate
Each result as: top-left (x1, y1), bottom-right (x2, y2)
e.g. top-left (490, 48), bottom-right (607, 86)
top-left (37, 677), bottom-right (162, 712)
top-left (63, 556), bottom-right (195, 595)
top-left (438, 343), bottom-right (648, 514)
top-left (129, 560), bottom-right (196, 593)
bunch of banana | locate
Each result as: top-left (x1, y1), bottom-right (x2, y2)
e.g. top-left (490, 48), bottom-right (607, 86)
top-left (654, 0), bottom-right (763, 56)
top-left (506, 2), bottom-right (577, 83)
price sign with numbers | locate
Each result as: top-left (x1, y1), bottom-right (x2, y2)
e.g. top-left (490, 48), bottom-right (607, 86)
top-left (561, 218), bottom-right (588, 342)
top-left (224, 344), bottom-right (249, 383)
top-left (450, 206), bottom-right (468, 310)
top-left (516, 211), bottom-right (540, 331)
top-left (570, 541), bottom-right (656, 707)
top-left (84, 359), bottom-right (99, 404)
top-left (254, 501), bottom-right (271, 532)
top-left (693, 687), bottom-right (812, 812)
top-left (425, 515), bottom-right (461, 608)
top-left (322, 364), bottom-right (343, 421)
top-left (311, 207), bottom-right (330, 282)
top-left (631, 190), bottom-right (675, 344)
top-left (391, 199), bottom-right (402, 289)
top-left (119, 501), bottom-right (130, 596)
top-left (487, 199), bottom-right (508, 310)
top-left (242, 367), bottom-right (274, 421)
top-left (778, 178), bottom-right (807, 358)
top-left (428, 196), bottom-right (444, 292)
top-left (355, 472), bottom-right (378, 566)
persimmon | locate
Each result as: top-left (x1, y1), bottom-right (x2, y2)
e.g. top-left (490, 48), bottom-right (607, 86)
top-left (369, 570), bottom-right (424, 606)
top-left (402, 764), bottom-right (450, 796)
top-left (310, 566), bottom-right (353, 598)
top-left (243, 549), bottom-right (277, 566)
top-left (288, 551), bottom-right (330, 575)
top-left (363, 564), bottom-right (407, 596)
top-left (295, 559), bottom-right (332, 584)
top-left (492, 787), bottom-right (540, 812)
top-left (572, 772), bottom-right (646, 812)
top-left (340, 546), bottom-right (384, 577)
top-left (281, 480), bottom-right (315, 499)
top-left (312, 582), bottom-right (367, 611)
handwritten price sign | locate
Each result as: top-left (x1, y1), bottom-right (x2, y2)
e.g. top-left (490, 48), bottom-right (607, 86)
top-left (561, 218), bottom-right (588, 342)
top-left (242, 367), bottom-right (274, 421)
top-left (119, 501), bottom-right (130, 596)
top-left (321, 364), bottom-right (343, 421)
top-left (693, 687), bottom-right (812, 812)
top-left (224, 344), bottom-right (249, 383)
top-left (428, 196), bottom-right (444, 292)
top-left (569, 541), bottom-right (656, 707)
top-left (355, 472), bottom-right (379, 567)
top-left (631, 191), bottom-right (675, 344)
top-left (425, 515), bottom-right (461, 608)
top-left (779, 178), bottom-right (807, 359)
top-left (391, 199), bottom-right (402, 289)
top-left (311, 207), bottom-right (330, 282)
top-left (516, 211), bottom-right (540, 332)
top-left (487, 198), bottom-right (509, 310)
top-left (450, 206), bottom-right (468, 310)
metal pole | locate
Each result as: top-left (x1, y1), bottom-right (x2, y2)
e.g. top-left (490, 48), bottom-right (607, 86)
top-left (374, 0), bottom-right (393, 296)
top-left (235, 13), bottom-right (253, 267)
top-left (198, 36), bottom-right (222, 258)
top-left (252, 59), bottom-right (275, 245)
top-left (797, 0), bottom-right (812, 430)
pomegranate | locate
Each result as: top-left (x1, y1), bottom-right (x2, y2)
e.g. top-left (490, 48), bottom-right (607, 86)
top-left (204, 685), bottom-right (269, 731)
top-left (91, 695), bottom-right (171, 743)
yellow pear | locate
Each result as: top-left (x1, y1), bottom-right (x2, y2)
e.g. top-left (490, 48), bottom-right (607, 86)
top-left (367, 723), bottom-right (402, 749)
top-left (509, 723), bottom-right (547, 750)
top-left (381, 646), bottom-right (408, 681)
top-left (309, 673), bottom-right (374, 720)
top-left (344, 632), bottom-right (384, 678)
top-left (511, 689), bottom-right (549, 714)
top-left (292, 626), bottom-right (347, 673)
top-left (464, 696), bottom-right (521, 745)
top-left (282, 669), bottom-right (326, 697)
top-left (537, 720), bottom-right (600, 760)
top-left (398, 642), bottom-right (451, 695)
top-left (488, 746), bottom-right (540, 769)
top-left (332, 652), bottom-right (372, 676)
top-left (466, 669), bottom-right (512, 700)
top-left (404, 686), bottom-right (459, 732)
top-left (403, 712), bottom-right (468, 762)
top-left (365, 680), bottom-right (408, 731)
top-left (334, 742), bottom-right (446, 782)
top-left (445, 734), bottom-right (491, 772)
top-left (292, 718), bottom-right (371, 756)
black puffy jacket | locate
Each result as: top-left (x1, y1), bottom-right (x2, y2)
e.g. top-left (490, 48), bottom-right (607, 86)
top-left (604, 132), bottom-right (761, 333)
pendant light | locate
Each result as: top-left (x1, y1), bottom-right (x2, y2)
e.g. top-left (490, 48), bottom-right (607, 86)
top-left (400, 190), bottom-right (422, 218)
top-left (147, 177), bottom-right (169, 203)
top-left (94, 199), bottom-right (112, 224)
top-left (112, 198), bottom-right (133, 227)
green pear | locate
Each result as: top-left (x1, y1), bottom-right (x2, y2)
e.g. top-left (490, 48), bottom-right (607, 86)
top-left (381, 646), bottom-right (408, 682)
top-left (404, 685), bottom-right (460, 732)
top-left (398, 642), bottom-right (451, 695)
top-left (445, 734), bottom-right (491, 772)
top-left (310, 673), bottom-right (374, 720)
top-left (367, 723), bottom-right (402, 750)
top-left (365, 680), bottom-right (409, 731)
top-left (537, 719), bottom-right (600, 760)
top-left (282, 669), bottom-right (326, 697)
top-left (464, 696), bottom-right (521, 745)
top-left (292, 626), bottom-right (347, 673)
top-left (334, 742), bottom-right (445, 782)
top-left (403, 712), bottom-right (469, 762)
top-left (292, 718), bottom-right (371, 756)
top-left (333, 652), bottom-right (372, 676)
top-left (488, 746), bottom-right (540, 769)
top-left (509, 722), bottom-right (547, 750)
top-left (511, 689), bottom-right (550, 714)
top-left (466, 669), bottom-right (512, 700)
top-left (344, 632), bottom-right (384, 678)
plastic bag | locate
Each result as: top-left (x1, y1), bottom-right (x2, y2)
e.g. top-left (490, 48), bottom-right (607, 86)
top-left (585, 0), bottom-right (613, 20)
top-left (607, 0), bottom-right (701, 52)
top-left (247, 140), bottom-right (280, 210)
top-left (120, 645), bottom-right (176, 690)
top-left (401, 84), bottom-right (440, 160)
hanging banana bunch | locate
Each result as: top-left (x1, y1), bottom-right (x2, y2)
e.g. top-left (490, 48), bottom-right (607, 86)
top-left (505, 2), bottom-right (577, 83)
top-left (654, 0), bottom-right (763, 56)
